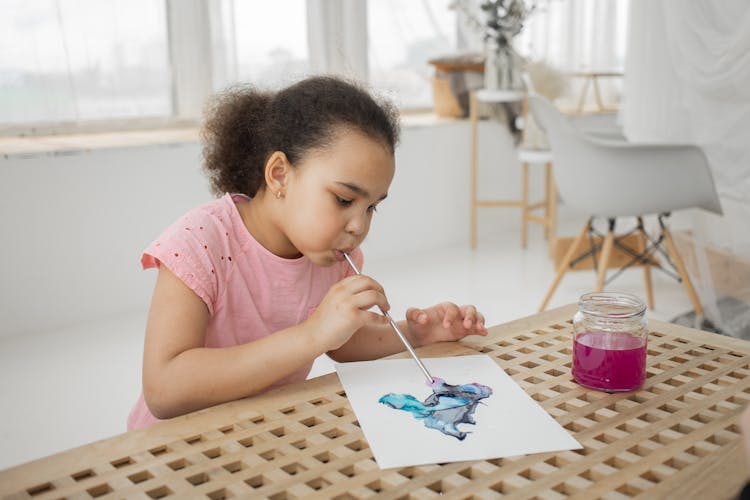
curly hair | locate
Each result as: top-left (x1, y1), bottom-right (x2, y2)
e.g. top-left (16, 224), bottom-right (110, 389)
top-left (201, 76), bottom-right (401, 197)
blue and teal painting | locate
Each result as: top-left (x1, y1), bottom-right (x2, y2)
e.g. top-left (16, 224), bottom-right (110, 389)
top-left (379, 378), bottom-right (493, 440)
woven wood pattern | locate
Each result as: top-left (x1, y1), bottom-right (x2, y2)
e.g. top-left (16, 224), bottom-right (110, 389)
top-left (3, 305), bottom-right (750, 499)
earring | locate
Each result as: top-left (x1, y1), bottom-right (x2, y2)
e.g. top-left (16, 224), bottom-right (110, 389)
top-left (275, 191), bottom-right (282, 199)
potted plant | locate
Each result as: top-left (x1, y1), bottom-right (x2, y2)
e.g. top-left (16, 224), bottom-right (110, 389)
top-left (452, 0), bottom-right (537, 90)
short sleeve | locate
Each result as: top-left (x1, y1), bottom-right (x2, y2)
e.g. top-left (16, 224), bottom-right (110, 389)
top-left (141, 213), bottom-right (223, 315)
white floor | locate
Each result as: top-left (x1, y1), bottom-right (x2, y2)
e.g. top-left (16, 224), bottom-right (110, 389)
top-left (0, 229), bottom-right (696, 471)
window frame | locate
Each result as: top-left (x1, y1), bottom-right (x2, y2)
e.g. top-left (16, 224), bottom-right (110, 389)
top-left (1, 0), bottom-right (450, 138)
top-left (1, 0), bottom-right (216, 137)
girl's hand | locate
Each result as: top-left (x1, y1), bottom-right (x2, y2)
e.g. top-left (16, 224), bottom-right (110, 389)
top-left (309, 274), bottom-right (390, 352)
top-left (405, 302), bottom-right (488, 345)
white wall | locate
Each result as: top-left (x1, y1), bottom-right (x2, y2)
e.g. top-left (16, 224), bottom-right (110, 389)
top-left (0, 144), bottom-right (209, 338)
top-left (0, 120), bottom-right (530, 339)
top-left (363, 120), bottom-right (524, 259)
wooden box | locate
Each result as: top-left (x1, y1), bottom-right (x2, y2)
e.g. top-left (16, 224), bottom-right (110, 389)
top-left (429, 57), bottom-right (484, 118)
top-left (672, 230), bottom-right (750, 303)
top-left (553, 233), bottom-right (658, 271)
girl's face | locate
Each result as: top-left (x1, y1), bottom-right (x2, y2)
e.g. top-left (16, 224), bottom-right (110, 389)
top-left (282, 128), bottom-right (395, 266)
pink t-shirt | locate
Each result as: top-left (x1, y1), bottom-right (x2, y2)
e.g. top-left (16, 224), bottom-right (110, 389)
top-left (127, 193), bottom-right (362, 430)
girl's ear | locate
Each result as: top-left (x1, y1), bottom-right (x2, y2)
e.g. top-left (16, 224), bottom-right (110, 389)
top-left (264, 151), bottom-right (291, 197)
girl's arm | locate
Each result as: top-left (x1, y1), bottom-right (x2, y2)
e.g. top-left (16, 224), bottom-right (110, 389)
top-left (326, 321), bottom-right (417, 362)
top-left (143, 266), bottom-right (323, 419)
top-left (327, 303), bottom-right (487, 362)
top-left (143, 266), bottom-right (389, 420)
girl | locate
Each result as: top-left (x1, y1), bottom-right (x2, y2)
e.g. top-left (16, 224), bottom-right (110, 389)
top-left (128, 76), bottom-right (487, 430)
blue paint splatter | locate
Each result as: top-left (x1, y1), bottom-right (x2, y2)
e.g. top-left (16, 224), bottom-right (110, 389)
top-left (379, 378), bottom-right (493, 440)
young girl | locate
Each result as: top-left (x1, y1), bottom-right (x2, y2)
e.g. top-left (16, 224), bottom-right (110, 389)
top-left (128, 76), bottom-right (488, 430)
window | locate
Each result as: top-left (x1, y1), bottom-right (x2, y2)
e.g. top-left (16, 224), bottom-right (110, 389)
top-left (0, 0), bottom-right (631, 136)
top-left (367, 0), bottom-right (457, 109)
top-left (2, 1), bottom-right (457, 135)
top-left (215, 0), bottom-right (310, 90)
top-left (0, 0), bottom-right (171, 130)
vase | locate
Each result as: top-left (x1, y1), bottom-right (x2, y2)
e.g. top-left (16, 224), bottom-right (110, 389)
top-left (484, 38), bottom-right (523, 91)
top-left (483, 39), bottom-right (501, 90)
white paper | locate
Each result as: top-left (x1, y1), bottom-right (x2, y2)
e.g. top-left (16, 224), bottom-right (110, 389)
top-left (335, 354), bottom-right (581, 469)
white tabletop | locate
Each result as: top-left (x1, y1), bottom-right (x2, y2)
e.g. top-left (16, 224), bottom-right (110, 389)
top-left (476, 88), bottom-right (525, 103)
top-left (517, 147), bottom-right (553, 163)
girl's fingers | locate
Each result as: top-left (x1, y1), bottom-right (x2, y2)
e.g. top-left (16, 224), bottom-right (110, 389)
top-left (441, 302), bottom-right (460, 328)
top-left (473, 314), bottom-right (487, 335)
top-left (460, 305), bottom-right (477, 329)
top-left (339, 274), bottom-right (386, 296)
top-left (364, 310), bottom-right (389, 325)
top-left (337, 275), bottom-right (390, 312)
top-left (406, 303), bottom-right (487, 335)
top-left (349, 289), bottom-right (389, 314)
top-left (406, 308), bottom-right (427, 324)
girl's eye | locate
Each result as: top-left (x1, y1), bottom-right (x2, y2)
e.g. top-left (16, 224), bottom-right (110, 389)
top-left (367, 204), bottom-right (378, 213)
top-left (336, 195), bottom-right (353, 206)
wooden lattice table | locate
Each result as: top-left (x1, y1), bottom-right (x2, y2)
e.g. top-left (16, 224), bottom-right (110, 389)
top-left (3, 305), bottom-right (750, 499)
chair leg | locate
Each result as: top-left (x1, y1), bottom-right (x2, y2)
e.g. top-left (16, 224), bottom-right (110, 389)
top-left (595, 224), bottom-right (615, 291)
top-left (638, 222), bottom-right (654, 309)
top-left (547, 168), bottom-right (557, 259)
top-left (663, 226), bottom-right (704, 316)
top-left (540, 220), bottom-right (590, 312)
top-left (543, 162), bottom-right (552, 240)
top-left (470, 91), bottom-right (479, 249)
top-left (521, 161), bottom-right (529, 249)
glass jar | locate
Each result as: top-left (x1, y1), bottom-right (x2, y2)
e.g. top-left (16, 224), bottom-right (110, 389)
top-left (572, 291), bottom-right (648, 392)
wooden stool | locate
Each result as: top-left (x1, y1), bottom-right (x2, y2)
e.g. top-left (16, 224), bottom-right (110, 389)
top-left (469, 88), bottom-right (525, 249)
top-left (519, 148), bottom-right (556, 251)
top-left (469, 89), bottom-right (557, 250)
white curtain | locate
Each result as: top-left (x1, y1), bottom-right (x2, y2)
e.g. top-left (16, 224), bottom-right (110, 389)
top-left (521, 0), bottom-right (629, 106)
top-left (624, 0), bottom-right (750, 337)
top-left (307, 0), bottom-right (367, 81)
top-left (0, 0), bottom-right (171, 129)
top-left (517, 0), bottom-right (628, 71)
top-left (457, 0), bottom-right (629, 106)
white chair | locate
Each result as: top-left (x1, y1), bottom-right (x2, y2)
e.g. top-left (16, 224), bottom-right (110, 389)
top-left (528, 94), bottom-right (723, 313)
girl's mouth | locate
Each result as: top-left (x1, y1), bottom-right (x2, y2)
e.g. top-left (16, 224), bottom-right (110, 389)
top-left (334, 249), bottom-right (353, 262)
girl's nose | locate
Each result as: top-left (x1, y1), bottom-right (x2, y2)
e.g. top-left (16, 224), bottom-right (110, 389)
top-left (346, 211), bottom-right (368, 236)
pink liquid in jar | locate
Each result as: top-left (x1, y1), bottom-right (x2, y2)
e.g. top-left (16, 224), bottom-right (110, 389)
top-left (572, 331), bottom-right (647, 391)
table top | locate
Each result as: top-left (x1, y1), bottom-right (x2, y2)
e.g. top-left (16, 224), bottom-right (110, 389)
top-left (475, 88), bottom-right (525, 103)
top-left (566, 70), bottom-right (624, 78)
top-left (3, 304), bottom-right (750, 499)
